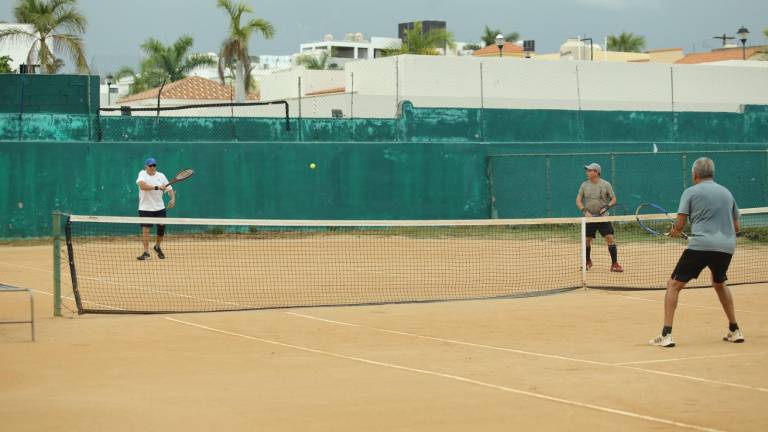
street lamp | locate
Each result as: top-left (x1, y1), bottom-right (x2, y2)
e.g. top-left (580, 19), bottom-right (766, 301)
top-left (106, 74), bottom-right (113, 106)
top-left (581, 37), bottom-right (594, 61)
top-left (495, 34), bottom-right (505, 58)
top-left (737, 26), bottom-right (749, 60)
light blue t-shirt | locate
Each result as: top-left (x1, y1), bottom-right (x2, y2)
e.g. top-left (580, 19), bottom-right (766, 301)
top-left (677, 180), bottom-right (739, 254)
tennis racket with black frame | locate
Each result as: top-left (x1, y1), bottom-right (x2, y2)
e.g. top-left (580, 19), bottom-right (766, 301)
top-left (635, 202), bottom-right (689, 240)
top-left (166, 168), bottom-right (194, 187)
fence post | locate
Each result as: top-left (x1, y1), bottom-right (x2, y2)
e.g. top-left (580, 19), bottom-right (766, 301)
top-left (297, 76), bottom-right (303, 142)
top-left (479, 62), bottom-right (486, 142)
top-left (52, 211), bottom-right (62, 317)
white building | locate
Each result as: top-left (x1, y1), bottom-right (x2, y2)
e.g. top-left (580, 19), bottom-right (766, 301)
top-left (300, 33), bottom-right (402, 65)
top-left (0, 23), bottom-right (36, 72)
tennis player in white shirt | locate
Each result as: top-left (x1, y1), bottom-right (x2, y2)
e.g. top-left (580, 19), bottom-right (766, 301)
top-left (136, 157), bottom-right (175, 260)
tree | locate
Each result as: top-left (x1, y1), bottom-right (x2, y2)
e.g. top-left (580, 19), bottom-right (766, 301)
top-left (217, 0), bottom-right (274, 102)
top-left (463, 43), bottom-right (481, 51)
top-left (296, 48), bottom-right (340, 70)
top-left (0, 55), bottom-right (14, 73)
top-left (481, 26), bottom-right (519, 47)
top-left (607, 32), bottom-right (646, 53)
top-left (383, 21), bottom-right (455, 56)
top-left (0, 0), bottom-right (88, 73)
top-left (115, 36), bottom-right (214, 95)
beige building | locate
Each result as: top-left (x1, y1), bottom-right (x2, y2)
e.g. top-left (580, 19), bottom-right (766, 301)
top-left (534, 38), bottom-right (683, 64)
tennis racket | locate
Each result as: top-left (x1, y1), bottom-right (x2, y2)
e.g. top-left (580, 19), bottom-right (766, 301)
top-left (166, 168), bottom-right (194, 187)
top-left (635, 202), bottom-right (688, 240)
top-left (598, 202), bottom-right (627, 216)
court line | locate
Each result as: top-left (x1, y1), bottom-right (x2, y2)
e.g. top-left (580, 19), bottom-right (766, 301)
top-left (603, 292), bottom-right (766, 314)
top-left (165, 316), bottom-right (725, 432)
top-left (615, 352), bottom-right (767, 366)
top-left (286, 312), bottom-right (768, 393)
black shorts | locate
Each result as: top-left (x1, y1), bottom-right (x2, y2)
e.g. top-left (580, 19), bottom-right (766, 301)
top-left (585, 221), bottom-right (614, 238)
top-left (671, 249), bottom-right (733, 284)
top-left (139, 209), bottom-right (167, 230)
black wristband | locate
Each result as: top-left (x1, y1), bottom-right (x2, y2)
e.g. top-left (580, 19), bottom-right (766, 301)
top-left (154, 186), bottom-right (158, 190)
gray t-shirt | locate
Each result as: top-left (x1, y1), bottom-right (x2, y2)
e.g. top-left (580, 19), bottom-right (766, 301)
top-left (677, 180), bottom-right (739, 254)
top-left (578, 178), bottom-right (615, 215)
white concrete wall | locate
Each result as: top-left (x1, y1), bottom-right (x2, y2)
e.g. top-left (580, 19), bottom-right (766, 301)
top-left (259, 69), bottom-right (345, 101)
top-left (576, 62), bottom-right (673, 111)
top-left (341, 55), bottom-right (768, 116)
top-left (109, 55), bottom-right (768, 118)
top-left (673, 63), bottom-right (768, 112)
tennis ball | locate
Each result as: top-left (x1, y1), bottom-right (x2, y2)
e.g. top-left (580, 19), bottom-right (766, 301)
top-left (309, 163), bottom-right (316, 169)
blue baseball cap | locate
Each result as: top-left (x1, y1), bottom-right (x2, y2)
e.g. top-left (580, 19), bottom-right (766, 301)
top-left (144, 157), bottom-right (157, 166)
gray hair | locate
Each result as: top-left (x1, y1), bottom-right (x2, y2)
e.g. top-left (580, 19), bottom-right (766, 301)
top-left (692, 157), bottom-right (715, 179)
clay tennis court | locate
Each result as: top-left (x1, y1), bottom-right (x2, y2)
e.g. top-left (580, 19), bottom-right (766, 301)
top-left (1, 243), bottom-right (767, 431)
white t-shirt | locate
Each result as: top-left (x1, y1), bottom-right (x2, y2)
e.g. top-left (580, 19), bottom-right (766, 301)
top-left (136, 170), bottom-right (172, 211)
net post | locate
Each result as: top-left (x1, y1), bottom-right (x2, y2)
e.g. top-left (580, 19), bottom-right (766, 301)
top-left (580, 217), bottom-right (587, 289)
top-left (52, 211), bottom-right (62, 317)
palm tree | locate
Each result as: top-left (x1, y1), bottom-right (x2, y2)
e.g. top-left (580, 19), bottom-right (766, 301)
top-left (296, 49), bottom-right (339, 70)
top-left (481, 26), bottom-right (519, 47)
top-left (138, 36), bottom-right (215, 83)
top-left (217, 0), bottom-right (274, 102)
top-left (0, 0), bottom-right (88, 73)
top-left (384, 21), bottom-right (455, 56)
top-left (607, 32), bottom-right (646, 53)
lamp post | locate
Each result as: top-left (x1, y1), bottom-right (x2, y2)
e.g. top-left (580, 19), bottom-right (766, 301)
top-left (737, 26), bottom-right (749, 60)
top-left (581, 37), bottom-right (594, 61)
top-left (495, 34), bottom-right (505, 58)
top-left (106, 74), bottom-right (113, 106)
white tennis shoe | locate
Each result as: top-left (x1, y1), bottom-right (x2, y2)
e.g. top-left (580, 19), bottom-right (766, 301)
top-left (723, 329), bottom-right (745, 343)
top-left (649, 334), bottom-right (675, 347)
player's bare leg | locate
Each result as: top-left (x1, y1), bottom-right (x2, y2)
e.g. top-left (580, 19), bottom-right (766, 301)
top-left (137, 227), bottom-right (151, 260)
top-left (650, 278), bottom-right (685, 347)
top-left (585, 236), bottom-right (594, 270)
top-left (713, 281), bottom-right (744, 342)
top-left (605, 234), bottom-right (623, 272)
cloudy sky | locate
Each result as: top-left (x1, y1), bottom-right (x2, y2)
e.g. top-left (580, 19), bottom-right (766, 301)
top-left (2, 0), bottom-right (767, 73)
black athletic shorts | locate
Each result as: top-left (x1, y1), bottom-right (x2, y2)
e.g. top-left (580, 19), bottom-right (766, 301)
top-left (671, 249), bottom-right (733, 284)
top-left (585, 221), bottom-right (614, 238)
top-left (138, 208), bottom-right (167, 230)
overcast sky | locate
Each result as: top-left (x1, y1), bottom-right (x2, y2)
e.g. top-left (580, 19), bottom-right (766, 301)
top-left (2, 0), bottom-right (767, 73)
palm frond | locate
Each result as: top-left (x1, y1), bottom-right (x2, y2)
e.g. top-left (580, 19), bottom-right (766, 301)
top-left (50, 33), bottom-right (88, 72)
top-left (244, 18), bottom-right (275, 39)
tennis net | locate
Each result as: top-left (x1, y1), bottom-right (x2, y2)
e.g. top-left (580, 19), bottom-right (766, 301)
top-left (61, 209), bottom-right (768, 314)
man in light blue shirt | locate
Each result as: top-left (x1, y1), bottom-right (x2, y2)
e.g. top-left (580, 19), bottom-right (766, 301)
top-left (650, 157), bottom-right (744, 347)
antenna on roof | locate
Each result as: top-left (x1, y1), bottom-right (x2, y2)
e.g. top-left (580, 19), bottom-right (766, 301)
top-left (712, 33), bottom-right (735, 47)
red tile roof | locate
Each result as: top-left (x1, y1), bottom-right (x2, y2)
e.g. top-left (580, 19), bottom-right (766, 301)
top-left (472, 41), bottom-right (524, 57)
top-left (305, 86), bottom-right (346, 96)
top-left (675, 46), bottom-right (765, 64)
top-left (118, 76), bottom-right (259, 103)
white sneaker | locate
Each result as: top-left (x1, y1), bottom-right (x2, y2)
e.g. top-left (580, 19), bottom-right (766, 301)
top-left (723, 329), bottom-right (745, 343)
top-left (649, 334), bottom-right (675, 347)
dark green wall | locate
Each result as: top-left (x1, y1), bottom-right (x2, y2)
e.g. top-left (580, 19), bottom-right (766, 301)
top-left (2, 140), bottom-right (766, 238)
top-left (0, 74), bottom-right (99, 114)
top-left (3, 103), bottom-right (768, 144)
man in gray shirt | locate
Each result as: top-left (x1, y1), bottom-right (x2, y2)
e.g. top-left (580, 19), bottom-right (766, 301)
top-left (576, 163), bottom-right (623, 272)
top-left (650, 157), bottom-right (744, 347)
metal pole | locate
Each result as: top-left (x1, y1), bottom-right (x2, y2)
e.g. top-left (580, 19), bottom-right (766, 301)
top-left (52, 211), bottom-right (62, 317)
top-left (297, 76), bottom-right (302, 142)
top-left (581, 218), bottom-right (587, 288)
top-left (742, 42), bottom-right (746, 60)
